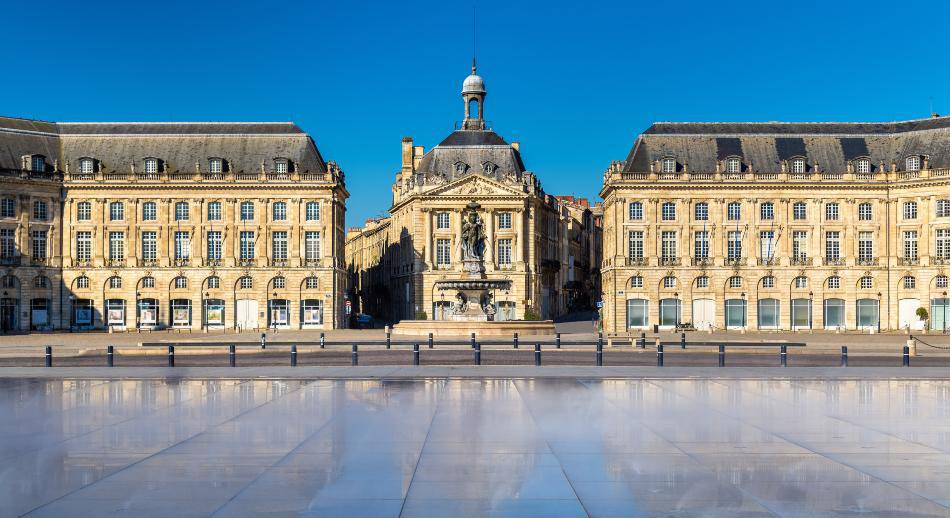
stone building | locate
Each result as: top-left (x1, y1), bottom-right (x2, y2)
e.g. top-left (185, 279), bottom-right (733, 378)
top-left (345, 64), bottom-right (573, 323)
top-left (344, 216), bottom-right (391, 319)
top-left (553, 196), bottom-right (600, 313)
top-left (601, 116), bottom-right (950, 334)
top-left (0, 116), bottom-right (348, 331)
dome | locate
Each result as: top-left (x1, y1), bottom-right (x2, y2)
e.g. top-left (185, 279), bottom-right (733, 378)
top-left (462, 73), bottom-right (486, 94)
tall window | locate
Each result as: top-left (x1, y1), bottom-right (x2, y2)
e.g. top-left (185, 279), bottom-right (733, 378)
top-left (77, 201), bottom-right (91, 221)
top-left (0, 229), bottom-right (14, 259)
top-left (497, 239), bottom-right (512, 266)
top-left (858, 231), bottom-right (874, 262)
top-left (142, 201), bottom-right (157, 221)
top-left (305, 201), bottom-right (320, 221)
top-left (240, 231), bottom-right (255, 260)
top-left (436, 239), bottom-right (451, 266)
top-left (628, 202), bottom-right (643, 220)
top-left (109, 231), bottom-right (125, 261)
top-left (694, 202), bottom-right (708, 221)
top-left (628, 231), bottom-right (643, 260)
top-left (305, 231), bottom-right (321, 261)
top-left (791, 158), bottom-right (806, 174)
top-left (792, 231), bottom-right (807, 261)
top-left (76, 231), bottom-right (92, 261)
top-left (726, 157), bottom-right (741, 173)
top-left (661, 231), bottom-right (677, 260)
top-left (499, 212), bottom-right (512, 229)
top-left (855, 158), bottom-right (871, 174)
top-left (207, 231), bottom-right (222, 260)
top-left (694, 231), bottom-right (709, 259)
top-left (175, 201), bottom-right (189, 221)
top-left (661, 202), bottom-right (676, 221)
top-left (759, 202), bottom-right (774, 221)
top-left (825, 203), bottom-right (839, 221)
top-left (661, 157), bottom-right (676, 173)
top-left (903, 201), bottom-right (918, 220)
top-left (209, 158), bottom-right (223, 174)
top-left (436, 212), bottom-right (450, 229)
top-left (141, 231), bottom-right (157, 261)
top-left (937, 200), bottom-right (950, 218)
top-left (240, 201), bottom-right (254, 221)
top-left (31, 230), bottom-right (47, 260)
top-left (793, 202), bottom-right (806, 220)
top-left (207, 201), bottom-right (222, 221)
top-left (906, 155), bottom-right (921, 171)
top-left (110, 201), bottom-right (124, 221)
top-left (858, 202), bottom-right (872, 221)
top-left (825, 231), bottom-right (841, 261)
top-left (32, 201), bottom-right (48, 221)
top-left (272, 231), bottom-right (288, 260)
top-left (727, 202), bottom-right (741, 221)
top-left (174, 231), bottom-right (190, 261)
top-left (31, 155), bottom-right (44, 172)
top-left (727, 231), bottom-right (742, 260)
top-left (759, 231), bottom-right (775, 262)
top-left (903, 230), bottom-right (918, 260)
top-left (272, 202), bottom-right (287, 221)
top-left (0, 199), bottom-right (14, 218)
top-left (936, 229), bottom-right (950, 259)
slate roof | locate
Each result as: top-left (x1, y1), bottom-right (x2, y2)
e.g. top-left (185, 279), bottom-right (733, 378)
top-left (416, 129), bottom-right (527, 180)
top-left (626, 116), bottom-right (950, 173)
top-left (0, 117), bottom-right (326, 174)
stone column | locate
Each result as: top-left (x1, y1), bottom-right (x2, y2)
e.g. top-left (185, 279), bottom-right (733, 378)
top-left (423, 208), bottom-right (432, 267)
top-left (515, 207), bottom-right (524, 264)
top-left (484, 208), bottom-right (494, 266)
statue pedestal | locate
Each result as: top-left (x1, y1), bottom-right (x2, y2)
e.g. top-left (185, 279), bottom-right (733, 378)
top-left (462, 258), bottom-right (485, 279)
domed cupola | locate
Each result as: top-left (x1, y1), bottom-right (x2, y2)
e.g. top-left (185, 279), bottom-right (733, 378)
top-left (461, 59), bottom-right (486, 130)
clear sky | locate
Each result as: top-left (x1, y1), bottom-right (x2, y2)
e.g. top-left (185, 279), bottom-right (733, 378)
top-left (4, 0), bottom-right (948, 227)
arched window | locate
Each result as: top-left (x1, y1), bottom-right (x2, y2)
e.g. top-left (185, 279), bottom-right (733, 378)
top-left (144, 157), bottom-right (159, 174)
top-left (761, 276), bottom-right (775, 288)
top-left (629, 275), bottom-right (643, 288)
top-left (794, 276), bottom-right (808, 289)
top-left (76, 276), bottom-right (90, 289)
top-left (728, 276), bottom-right (743, 289)
top-left (662, 276), bottom-right (676, 289)
top-left (109, 201), bottom-right (124, 221)
top-left (272, 276), bottom-right (286, 289)
top-left (175, 201), bottom-right (189, 221)
top-left (468, 98), bottom-right (480, 118)
top-left (108, 276), bottom-right (122, 289)
top-left (206, 276), bottom-right (220, 289)
top-left (239, 276), bottom-right (253, 289)
top-left (33, 275), bottom-right (49, 288)
top-left (77, 201), bottom-right (92, 221)
top-left (859, 276), bottom-right (873, 289)
top-left (142, 201), bottom-right (157, 221)
top-left (209, 157), bottom-right (224, 174)
top-left (936, 275), bottom-right (949, 289)
top-left (661, 202), bottom-right (676, 221)
top-left (80, 158), bottom-right (95, 175)
top-left (305, 201), bottom-right (320, 221)
top-left (305, 276), bottom-right (319, 289)
top-left (141, 276), bottom-right (155, 288)
top-left (695, 275), bottom-right (709, 288)
top-left (827, 276), bottom-right (841, 289)
top-left (173, 276), bottom-right (188, 289)
top-left (858, 202), bottom-right (872, 221)
top-left (903, 276), bottom-right (916, 289)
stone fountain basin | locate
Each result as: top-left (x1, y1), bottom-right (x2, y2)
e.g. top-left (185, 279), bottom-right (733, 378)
top-left (391, 320), bottom-right (556, 337)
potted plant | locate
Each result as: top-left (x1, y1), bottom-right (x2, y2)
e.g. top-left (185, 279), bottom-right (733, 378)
top-left (916, 307), bottom-right (929, 332)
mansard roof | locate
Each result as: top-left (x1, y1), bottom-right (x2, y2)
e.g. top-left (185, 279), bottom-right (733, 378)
top-left (0, 116), bottom-right (326, 174)
top-left (416, 129), bottom-right (526, 178)
top-left (625, 116), bottom-right (950, 173)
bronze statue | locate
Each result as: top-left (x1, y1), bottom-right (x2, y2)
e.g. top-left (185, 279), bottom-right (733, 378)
top-left (460, 208), bottom-right (485, 260)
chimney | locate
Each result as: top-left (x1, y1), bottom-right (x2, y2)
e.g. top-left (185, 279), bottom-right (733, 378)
top-left (511, 142), bottom-right (520, 152)
top-left (401, 137), bottom-right (414, 174)
top-left (413, 145), bottom-right (425, 171)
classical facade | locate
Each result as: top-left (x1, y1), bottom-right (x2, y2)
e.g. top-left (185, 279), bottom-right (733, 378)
top-left (0, 116), bottom-right (348, 332)
top-left (601, 116), bottom-right (950, 334)
top-left (345, 64), bottom-right (597, 323)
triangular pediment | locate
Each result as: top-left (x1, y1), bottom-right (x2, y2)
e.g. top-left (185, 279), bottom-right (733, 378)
top-left (421, 172), bottom-right (526, 198)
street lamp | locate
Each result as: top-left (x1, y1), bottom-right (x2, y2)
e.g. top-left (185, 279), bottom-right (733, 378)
top-left (943, 291), bottom-right (947, 334)
top-left (808, 290), bottom-right (814, 330)
top-left (876, 292), bottom-right (882, 333)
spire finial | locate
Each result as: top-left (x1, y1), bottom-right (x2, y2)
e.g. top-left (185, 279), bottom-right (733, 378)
top-left (472, 57), bottom-right (477, 75)
top-left (472, 5), bottom-right (477, 74)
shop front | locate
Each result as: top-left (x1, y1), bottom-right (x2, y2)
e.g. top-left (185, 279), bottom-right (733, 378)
top-left (301, 299), bottom-right (323, 328)
top-left (106, 299), bottom-right (127, 329)
top-left (171, 299), bottom-right (192, 328)
top-left (204, 299), bottom-right (225, 329)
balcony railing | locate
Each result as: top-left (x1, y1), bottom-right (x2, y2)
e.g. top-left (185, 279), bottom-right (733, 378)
top-left (691, 257), bottom-right (711, 267)
top-left (790, 257), bottom-right (811, 266)
top-left (757, 258), bottom-right (778, 266)
top-left (606, 167), bottom-right (950, 185)
top-left (725, 257), bottom-right (745, 266)
top-left (238, 258), bottom-right (257, 267)
top-left (823, 257), bottom-right (844, 266)
top-left (659, 257), bottom-right (681, 266)
top-left (932, 257), bottom-right (950, 265)
top-left (625, 257), bottom-right (647, 266)
top-left (106, 258), bottom-right (126, 267)
top-left (173, 258), bottom-right (191, 267)
top-left (205, 258), bottom-right (222, 267)
top-left (304, 258), bottom-right (322, 267)
top-left (141, 258), bottom-right (159, 267)
top-left (0, 256), bottom-right (21, 266)
top-left (270, 259), bottom-right (289, 267)
top-left (856, 257), bottom-right (878, 266)
top-left (899, 257), bottom-right (920, 266)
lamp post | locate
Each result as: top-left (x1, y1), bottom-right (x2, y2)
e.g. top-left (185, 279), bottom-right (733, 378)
top-left (808, 290), bottom-right (814, 330)
top-left (876, 292), bottom-right (882, 333)
top-left (943, 291), bottom-right (947, 334)
top-left (741, 292), bottom-right (747, 329)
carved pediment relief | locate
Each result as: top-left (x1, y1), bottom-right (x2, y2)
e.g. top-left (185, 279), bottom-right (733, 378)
top-left (423, 174), bottom-right (525, 198)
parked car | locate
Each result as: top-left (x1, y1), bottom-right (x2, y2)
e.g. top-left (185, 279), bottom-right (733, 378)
top-left (354, 313), bottom-right (374, 329)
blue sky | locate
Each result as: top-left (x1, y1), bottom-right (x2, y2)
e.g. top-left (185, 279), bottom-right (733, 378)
top-left (4, 0), bottom-right (948, 227)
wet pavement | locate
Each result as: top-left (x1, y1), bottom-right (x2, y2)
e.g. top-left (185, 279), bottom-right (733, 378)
top-left (1, 376), bottom-right (949, 517)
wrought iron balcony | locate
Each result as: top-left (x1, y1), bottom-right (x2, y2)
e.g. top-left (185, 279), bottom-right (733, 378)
top-left (659, 257), bottom-right (681, 266)
top-left (725, 257), bottom-right (745, 266)
top-left (691, 257), bottom-right (711, 267)
top-left (0, 255), bottom-right (21, 266)
top-left (899, 257), bottom-right (920, 266)
top-left (823, 257), bottom-right (845, 266)
top-left (106, 258), bottom-right (126, 267)
top-left (625, 257), bottom-right (647, 267)
top-left (856, 257), bottom-right (878, 266)
top-left (790, 256), bottom-right (811, 266)
top-left (757, 258), bottom-right (778, 266)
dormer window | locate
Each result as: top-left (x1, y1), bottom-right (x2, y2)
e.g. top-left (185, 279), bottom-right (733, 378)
top-left (274, 158), bottom-right (289, 175)
top-left (726, 157), bottom-right (741, 174)
top-left (855, 158), bottom-right (871, 174)
top-left (209, 158), bottom-right (223, 174)
top-left (80, 158), bottom-right (95, 175)
top-left (482, 161), bottom-right (497, 175)
top-left (31, 155), bottom-right (45, 172)
top-left (906, 155), bottom-right (921, 171)
top-left (454, 161), bottom-right (469, 175)
top-left (791, 158), bottom-right (806, 174)
top-left (144, 158), bottom-right (159, 175)
top-left (661, 157), bottom-right (676, 173)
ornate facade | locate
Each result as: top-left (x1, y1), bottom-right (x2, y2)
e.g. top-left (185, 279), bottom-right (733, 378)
top-left (345, 65), bottom-right (596, 323)
top-left (0, 117), bottom-right (348, 331)
top-left (601, 116), bottom-right (950, 334)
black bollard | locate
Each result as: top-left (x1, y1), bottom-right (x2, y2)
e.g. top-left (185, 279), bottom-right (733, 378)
top-left (260, 333), bottom-right (266, 350)
top-left (291, 345), bottom-right (298, 367)
top-left (780, 345), bottom-right (787, 367)
top-left (840, 346), bottom-right (848, 367)
top-left (107, 345), bottom-right (115, 367)
top-left (320, 332), bottom-right (325, 349)
top-left (168, 345), bottom-right (175, 367)
top-left (718, 345), bottom-right (725, 367)
top-left (902, 345), bottom-right (910, 367)
top-left (555, 333), bottom-right (562, 349)
top-left (470, 332), bottom-right (476, 349)
top-left (229, 344), bottom-right (236, 367)
top-left (428, 332), bottom-right (433, 349)
top-left (535, 343), bottom-right (541, 366)
top-left (639, 331), bottom-right (646, 349)
top-left (351, 344), bottom-right (359, 366)
top-left (474, 342), bottom-right (481, 366)
top-left (386, 331), bottom-right (391, 350)
top-left (680, 332), bottom-right (686, 349)
top-left (596, 335), bottom-right (604, 366)
top-left (513, 332), bottom-right (519, 349)
top-left (657, 343), bottom-right (664, 367)
top-left (45, 345), bottom-right (52, 367)
top-left (413, 343), bottom-right (420, 366)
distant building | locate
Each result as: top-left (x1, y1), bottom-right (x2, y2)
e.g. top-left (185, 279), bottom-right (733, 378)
top-left (344, 64), bottom-right (598, 323)
top-left (0, 117), bottom-right (348, 331)
top-left (601, 116), bottom-right (950, 334)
